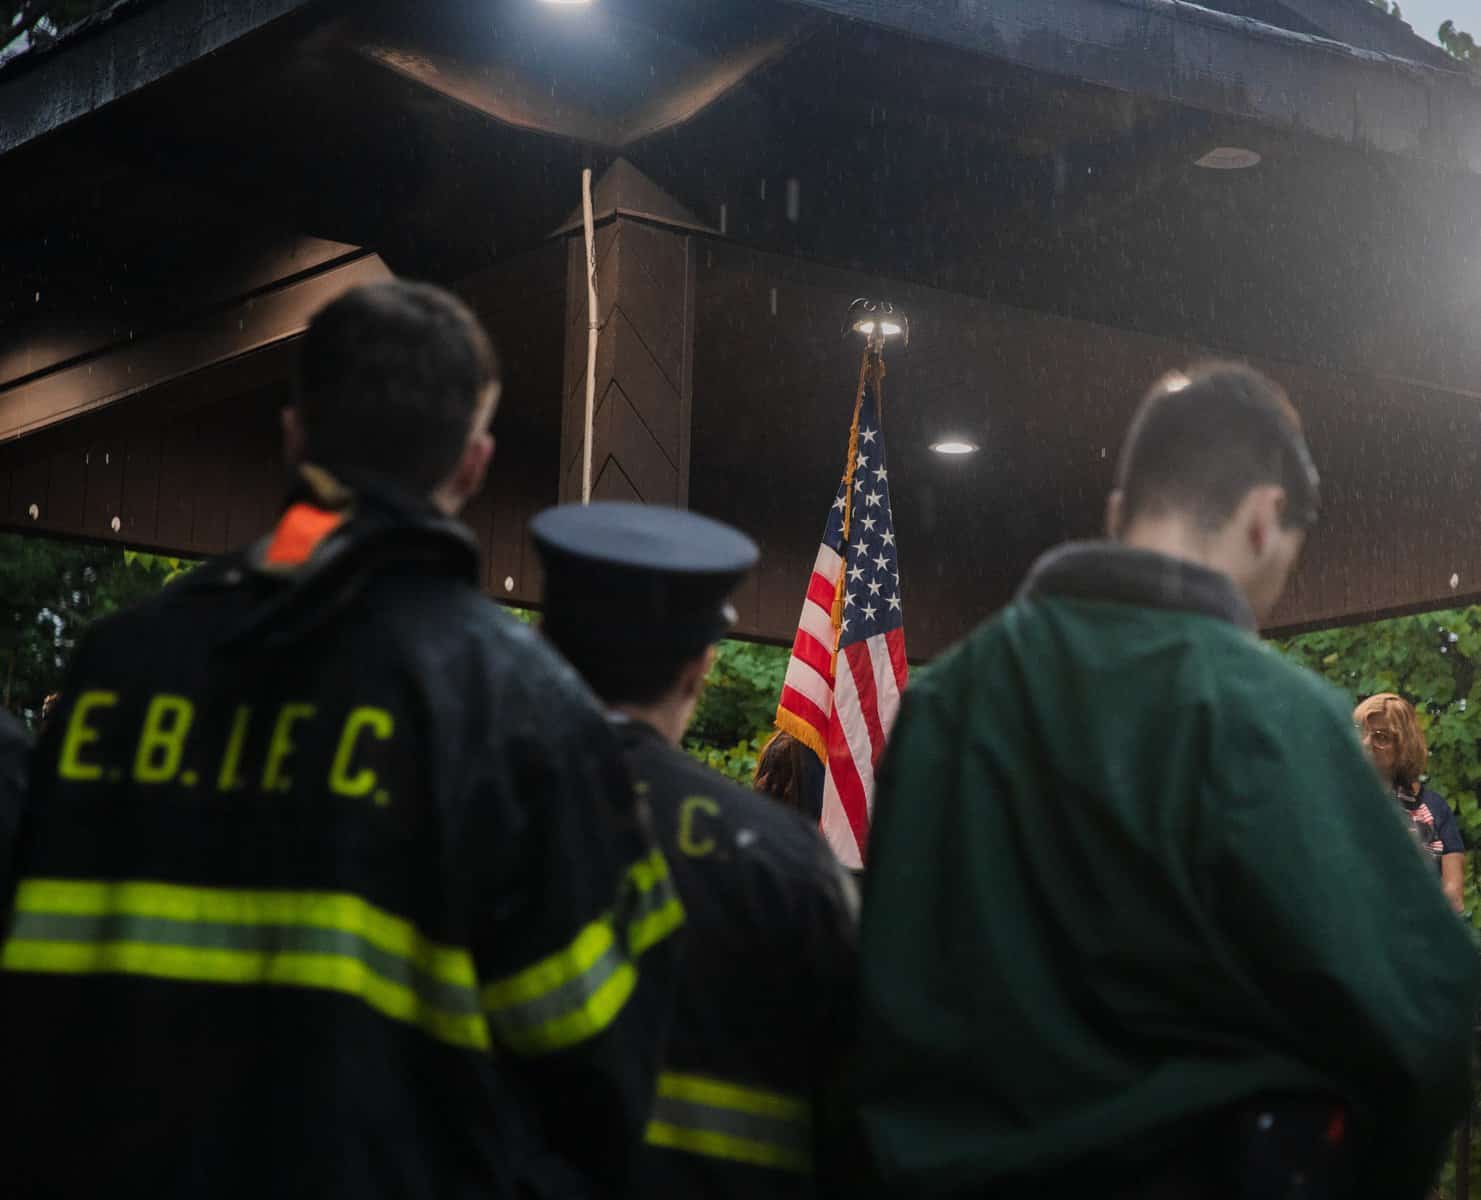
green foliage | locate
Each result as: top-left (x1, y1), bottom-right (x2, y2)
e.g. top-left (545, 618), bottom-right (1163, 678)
top-left (1273, 607), bottom-right (1481, 915)
top-left (683, 640), bottom-right (788, 784)
top-left (0, 533), bottom-right (196, 725)
top-left (1440, 18), bottom-right (1481, 65)
top-left (121, 550), bottom-right (195, 585)
top-left (688, 731), bottom-right (774, 786)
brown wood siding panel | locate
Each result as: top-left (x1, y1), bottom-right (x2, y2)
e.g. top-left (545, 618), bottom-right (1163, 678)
top-left (82, 413), bottom-right (128, 541)
top-left (153, 417), bottom-right (200, 553)
top-left (224, 387), bottom-right (289, 548)
top-left (117, 422), bottom-right (163, 547)
top-left (42, 437), bottom-right (87, 537)
top-left (462, 477), bottom-right (497, 592)
top-left (614, 221), bottom-right (688, 392)
top-left (486, 445), bottom-right (554, 608)
top-left (7, 447), bottom-right (46, 529)
top-left (189, 411), bottom-right (235, 556)
top-left (0, 440), bottom-right (17, 525)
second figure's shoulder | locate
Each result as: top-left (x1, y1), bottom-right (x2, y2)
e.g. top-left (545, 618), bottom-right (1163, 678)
top-left (622, 725), bottom-right (831, 870)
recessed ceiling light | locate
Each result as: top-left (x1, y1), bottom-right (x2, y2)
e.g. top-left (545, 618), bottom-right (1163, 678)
top-left (930, 439), bottom-right (978, 456)
top-left (1194, 147), bottom-right (1261, 170)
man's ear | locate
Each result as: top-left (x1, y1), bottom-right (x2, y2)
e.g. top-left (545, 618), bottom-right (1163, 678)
top-left (442, 383), bottom-right (501, 511)
top-left (1235, 485), bottom-right (1288, 559)
top-left (1105, 489), bottom-right (1125, 539)
top-left (281, 407), bottom-right (307, 467)
top-left (451, 431), bottom-right (494, 508)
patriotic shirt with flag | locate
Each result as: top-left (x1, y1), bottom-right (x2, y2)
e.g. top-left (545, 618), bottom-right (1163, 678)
top-left (777, 374), bottom-right (907, 869)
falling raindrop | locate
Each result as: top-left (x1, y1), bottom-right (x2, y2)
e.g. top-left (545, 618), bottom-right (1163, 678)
top-left (503, 576), bottom-right (514, 592)
top-left (1451, 573), bottom-right (1461, 589)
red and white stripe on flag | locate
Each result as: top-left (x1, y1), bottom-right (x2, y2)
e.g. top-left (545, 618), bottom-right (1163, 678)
top-left (818, 628), bottom-right (907, 867)
top-left (775, 364), bottom-right (907, 868)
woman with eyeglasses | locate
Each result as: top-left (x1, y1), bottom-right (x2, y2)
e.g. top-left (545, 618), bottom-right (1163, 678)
top-left (1353, 693), bottom-right (1466, 914)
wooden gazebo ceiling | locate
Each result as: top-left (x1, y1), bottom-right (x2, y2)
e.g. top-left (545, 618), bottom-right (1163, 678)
top-left (2, 0), bottom-right (1479, 402)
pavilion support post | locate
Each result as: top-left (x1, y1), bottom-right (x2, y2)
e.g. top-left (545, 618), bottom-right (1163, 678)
top-left (557, 161), bottom-right (700, 507)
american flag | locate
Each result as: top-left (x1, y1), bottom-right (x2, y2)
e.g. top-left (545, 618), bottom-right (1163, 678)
top-left (776, 360), bottom-right (907, 869)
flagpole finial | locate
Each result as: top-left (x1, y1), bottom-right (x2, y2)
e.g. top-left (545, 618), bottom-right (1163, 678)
top-left (845, 298), bottom-right (909, 350)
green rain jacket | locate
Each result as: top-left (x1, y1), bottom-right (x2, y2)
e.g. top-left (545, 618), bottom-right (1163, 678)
top-left (849, 542), bottom-right (1481, 1199)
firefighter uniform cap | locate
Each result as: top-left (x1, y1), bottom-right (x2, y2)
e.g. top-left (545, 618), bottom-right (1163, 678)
top-left (530, 502), bottom-right (758, 656)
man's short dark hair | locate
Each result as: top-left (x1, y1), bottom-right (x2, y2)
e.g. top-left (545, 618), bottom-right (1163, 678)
top-left (297, 281), bottom-right (499, 495)
top-left (1114, 362), bottom-right (1320, 533)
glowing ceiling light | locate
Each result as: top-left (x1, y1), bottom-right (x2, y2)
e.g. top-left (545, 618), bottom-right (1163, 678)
top-left (1194, 146), bottom-right (1261, 170)
top-left (930, 439), bottom-right (979, 456)
top-left (845, 298), bottom-right (909, 344)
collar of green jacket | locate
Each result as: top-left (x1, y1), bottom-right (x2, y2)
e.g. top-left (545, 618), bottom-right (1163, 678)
top-left (1017, 541), bottom-right (1255, 632)
top-left (202, 465), bottom-right (481, 652)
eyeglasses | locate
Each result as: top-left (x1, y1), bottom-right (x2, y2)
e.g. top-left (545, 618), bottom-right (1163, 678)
top-left (1355, 726), bottom-right (1397, 748)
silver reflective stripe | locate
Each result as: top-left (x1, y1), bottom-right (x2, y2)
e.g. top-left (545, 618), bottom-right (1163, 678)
top-left (644, 1071), bottom-right (813, 1172)
top-left (650, 1094), bottom-right (812, 1155)
top-left (484, 935), bottom-right (628, 1036)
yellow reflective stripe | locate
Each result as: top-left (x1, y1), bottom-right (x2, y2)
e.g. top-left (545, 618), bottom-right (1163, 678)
top-left (482, 919), bottom-right (615, 1012)
top-left (2, 878), bottom-right (487, 1051)
top-left (656, 1071), bottom-right (810, 1122)
top-left (2, 939), bottom-right (488, 1050)
top-left (629, 897), bottom-right (684, 957)
top-left (645, 1119), bottom-right (811, 1173)
top-left (480, 919), bottom-right (638, 1055)
top-left (12, 879), bottom-right (475, 987)
top-left (479, 849), bottom-right (684, 1056)
top-left (625, 849), bottom-right (684, 956)
top-left (626, 848), bottom-right (670, 894)
top-left (646, 1071), bottom-right (813, 1173)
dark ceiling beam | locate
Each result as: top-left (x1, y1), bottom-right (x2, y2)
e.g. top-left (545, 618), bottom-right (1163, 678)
top-left (0, 252), bottom-right (390, 443)
top-left (783, 0), bottom-right (1481, 175)
top-left (0, 0), bottom-right (316, 157)
top-left (0, 235), bottom-right (361, 390)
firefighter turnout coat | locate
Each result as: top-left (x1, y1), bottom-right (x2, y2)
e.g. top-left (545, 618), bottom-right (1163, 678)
top-left (618, 718), bottom-right (857, 1199)
top-left (0, 472), bottom-right (683, 1199)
